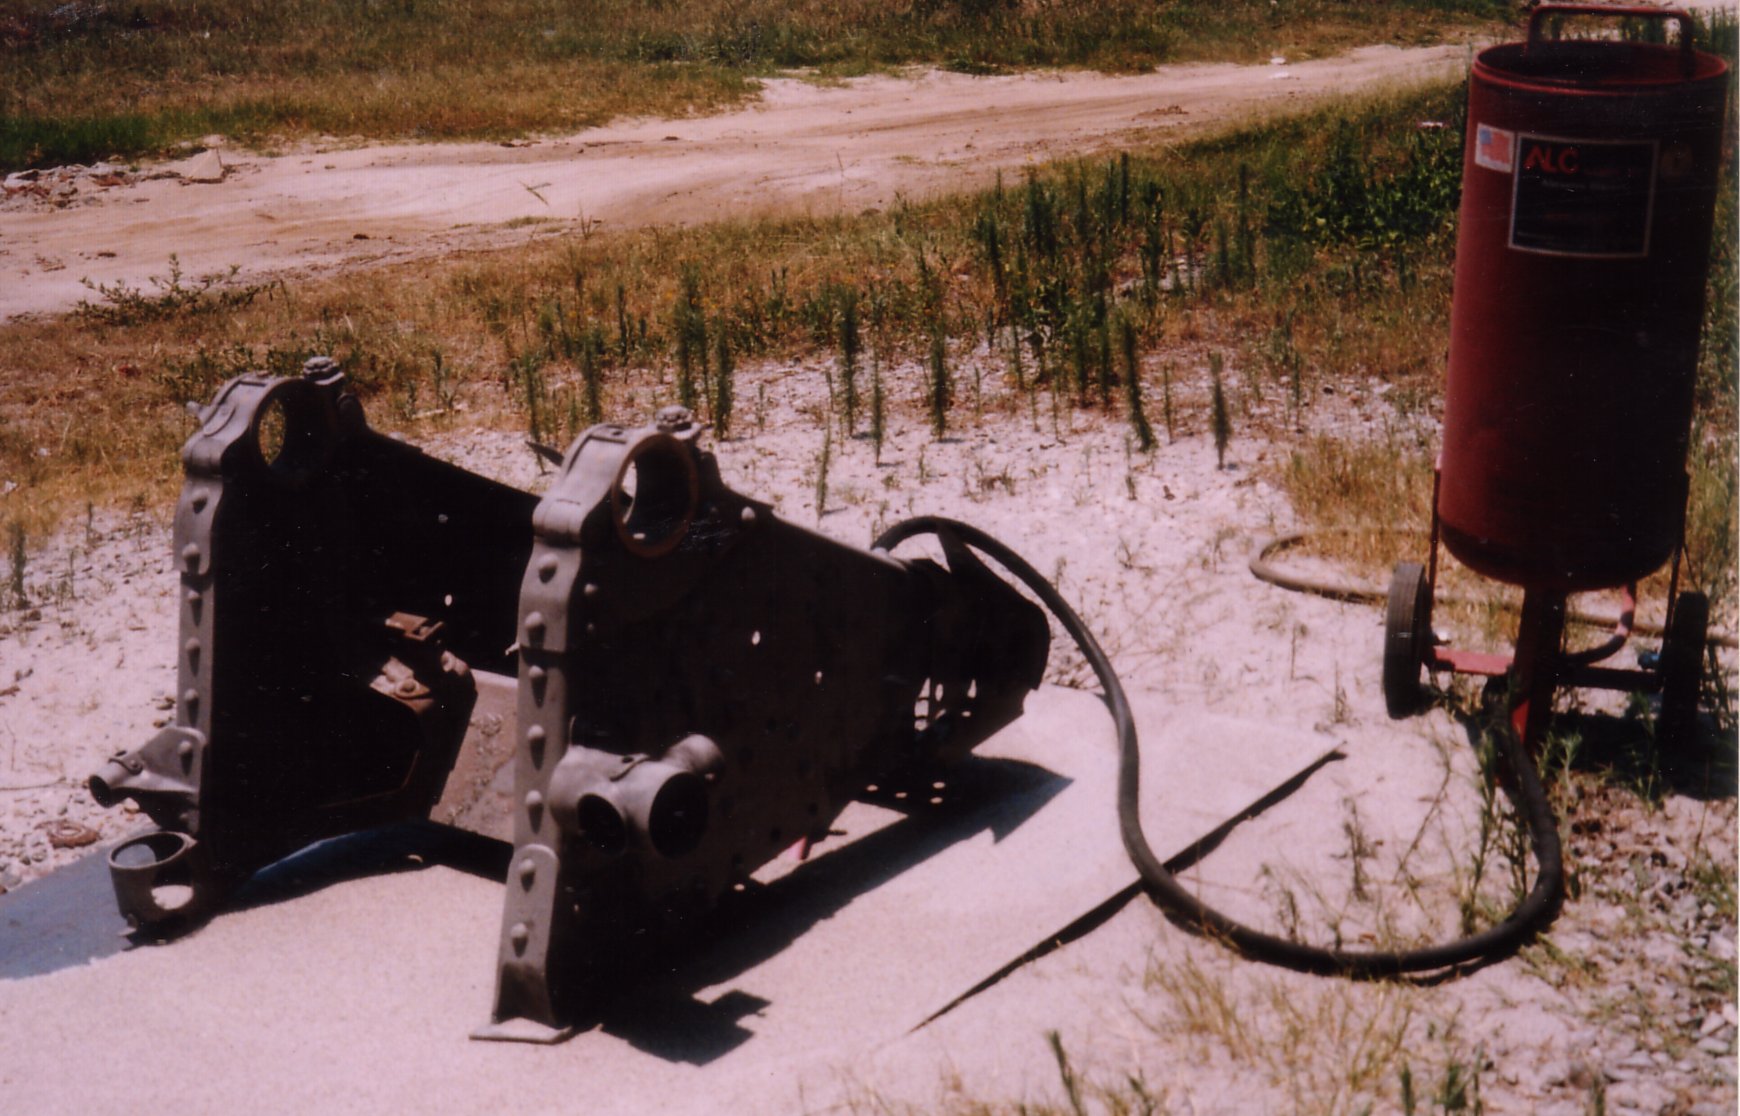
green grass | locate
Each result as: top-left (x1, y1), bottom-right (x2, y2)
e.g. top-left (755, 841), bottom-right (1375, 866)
top-left (0, 0), bottom-right (1518, 170)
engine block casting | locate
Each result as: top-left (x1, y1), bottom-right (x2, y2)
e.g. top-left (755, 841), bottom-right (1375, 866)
top-left (88, 360), bottom-right (1049, 1041)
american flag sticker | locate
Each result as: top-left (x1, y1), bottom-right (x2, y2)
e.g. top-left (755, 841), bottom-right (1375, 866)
top-left (1474, 123), bottom-right (1514, 173)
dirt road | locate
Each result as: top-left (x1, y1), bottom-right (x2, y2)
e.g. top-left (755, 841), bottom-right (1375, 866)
top-left (0, 43), bottom-right (1469, 321)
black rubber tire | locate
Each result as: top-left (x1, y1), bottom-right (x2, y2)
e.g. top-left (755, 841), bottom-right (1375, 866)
top-left (1383, 561), bottom-right (1431, 719)
top-left (1657, 590), bottom-right (1708, 751)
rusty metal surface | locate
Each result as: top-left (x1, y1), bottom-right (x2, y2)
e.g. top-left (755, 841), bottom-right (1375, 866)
top-left (431, 671), bottom-right (521, 841)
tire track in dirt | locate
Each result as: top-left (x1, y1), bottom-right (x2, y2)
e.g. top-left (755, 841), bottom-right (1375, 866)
top-left (0, 43), bottom-right (1469, 320)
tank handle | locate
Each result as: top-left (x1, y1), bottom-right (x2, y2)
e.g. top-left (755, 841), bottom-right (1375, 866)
top-left (1527, 4), bottom-right (1697, 75)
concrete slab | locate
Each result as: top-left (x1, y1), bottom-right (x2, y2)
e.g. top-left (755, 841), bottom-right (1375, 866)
top-left (0, 685), bottom-right (1343, 1114)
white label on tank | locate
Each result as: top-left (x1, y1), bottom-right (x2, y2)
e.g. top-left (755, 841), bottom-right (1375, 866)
top-left (1474, 123), bottom-right (1514, 173)
top-left (1509, 134), bottom-right (1657, 258)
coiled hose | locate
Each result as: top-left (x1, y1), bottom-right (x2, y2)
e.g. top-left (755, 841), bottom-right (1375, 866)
top-left (1250, 531), bottom-right (1739, 649)
top-left (876, 517), bottom-right (1564, 978)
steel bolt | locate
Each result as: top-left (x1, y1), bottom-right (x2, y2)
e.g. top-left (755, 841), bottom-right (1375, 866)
top-left (524, 612), bottom-right (546, 643)
top-left (518, 858), bottom-right (537, 887)
top-left (741, 506), bottom-right (757, 525)
top-left (537, 555), bottom-right (559, 581)
top-left (181, 544), bottom-right (201, 570)
top-left (510, 922), bottom-right (530, 953)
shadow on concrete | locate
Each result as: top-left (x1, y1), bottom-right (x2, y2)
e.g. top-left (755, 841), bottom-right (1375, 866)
top-left (0, 753), bottom-right (1063, 1057)
top-left (0, 820), bottom-right (512, 981)
top-left (597, 754), bottom-right (1067, 1064)
top-left (0, 848), bottom-right (133, 979)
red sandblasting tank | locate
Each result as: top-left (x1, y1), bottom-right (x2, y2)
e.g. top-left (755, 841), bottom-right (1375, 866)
top-left (1440, 5), bottom-right (1729, 591)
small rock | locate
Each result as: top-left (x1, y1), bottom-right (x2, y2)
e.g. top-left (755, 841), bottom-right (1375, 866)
top-left (1696, 1034), bottom-right (1730, 1055)
top-left (170, 148), bottom-right (225, 184)
top-left (1701, 1010), bottom-right (1724, 1035)
top-left (43, 819), bottom-right (98, 849)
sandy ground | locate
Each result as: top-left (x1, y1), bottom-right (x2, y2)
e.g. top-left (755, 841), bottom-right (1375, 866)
top-left (1, 349), bottom-right (1735, 1113)
top-left (0, 43), bottom-right (1476, 321)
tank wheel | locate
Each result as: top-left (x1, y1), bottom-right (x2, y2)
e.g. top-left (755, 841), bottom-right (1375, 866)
top-left (1383, 561), bottom-right (1432, 719)
top-left (1657, 591), bottom-right (1708, 750)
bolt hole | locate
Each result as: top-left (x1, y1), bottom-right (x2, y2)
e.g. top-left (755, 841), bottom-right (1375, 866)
top-left (256, 398), bottom-right (287, 465)
top-left (251, 388), bottom-right (328, 482)
top-left (646, 772), bottom-right (709, 859)
top-left (611, 435), bottom-right (699, 557)
top-left (577, 794), bottom-right (627, 855)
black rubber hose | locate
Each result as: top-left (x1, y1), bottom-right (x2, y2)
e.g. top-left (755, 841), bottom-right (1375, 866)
top-left (876, 516), bottom-right (1565, 978)
top-left (1250, 532), bottom-right (1739, 649)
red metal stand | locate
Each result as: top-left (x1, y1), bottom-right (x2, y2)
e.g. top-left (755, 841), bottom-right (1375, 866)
top-left (1384, 469), bottom-right (1708, 752)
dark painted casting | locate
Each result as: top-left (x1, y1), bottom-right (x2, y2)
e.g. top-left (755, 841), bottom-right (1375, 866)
top-left (88, 360), bottom-right (1049, 1041)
